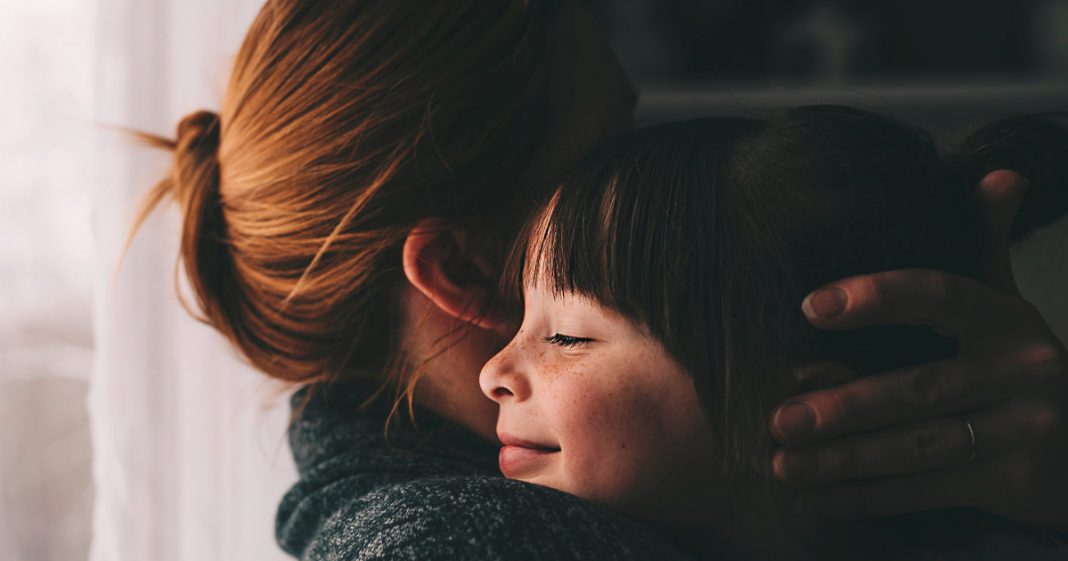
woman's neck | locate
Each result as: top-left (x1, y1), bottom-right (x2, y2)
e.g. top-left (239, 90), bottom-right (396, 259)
top-left (399, 284), bottom-right (504, 442)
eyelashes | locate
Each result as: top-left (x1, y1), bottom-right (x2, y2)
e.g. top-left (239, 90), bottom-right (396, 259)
top-left (544, 333), bottom-right (594, 348)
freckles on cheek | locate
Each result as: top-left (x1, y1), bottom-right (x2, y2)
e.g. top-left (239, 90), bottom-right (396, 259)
top-left (589, 385), bottom-right (680, 462)
top-left (560, 386), bottom-right (672, 505)
top-left (568, 381), bottom-right (647, 457)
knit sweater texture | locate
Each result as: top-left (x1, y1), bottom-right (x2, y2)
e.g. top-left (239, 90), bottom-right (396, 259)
top-left (274, 384), bottom-right (1068, 561)
top-left (275, 383), bottom-right (698, 561)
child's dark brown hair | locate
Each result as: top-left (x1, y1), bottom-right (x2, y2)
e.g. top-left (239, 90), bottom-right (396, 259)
top-left (510, 105), bottom-right (1068, 481)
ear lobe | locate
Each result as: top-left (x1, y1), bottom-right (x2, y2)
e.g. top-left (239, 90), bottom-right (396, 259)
top-left (402, 219), bottom-right (510, 331)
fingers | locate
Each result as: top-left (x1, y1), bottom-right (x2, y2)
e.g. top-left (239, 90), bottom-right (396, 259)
top-left (800, 269), bottom-right (1023, 338)
top-left (773, 399), bottom-right (1055, 486)
top-left (974, 169), bottom-right (1028, 295)
top-left (769, 346), bottom-right (1058, 444)
top-left (774, 417), bottom-right (974, 486)
top-left (800, 171), bottom-right (1029, 335)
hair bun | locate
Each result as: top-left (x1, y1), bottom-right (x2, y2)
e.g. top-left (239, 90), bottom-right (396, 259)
top-left (172, 110), bottom-right (222, 207)
top-left (175, 110), bottom-right (220, 168)
top-left (177, 110), bottom-right (221, 146)
top-left (168, 109), bottom-right (231, 328)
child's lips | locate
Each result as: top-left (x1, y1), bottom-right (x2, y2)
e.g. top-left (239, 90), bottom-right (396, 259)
top-left (497, 433), bottom-right (560, 479)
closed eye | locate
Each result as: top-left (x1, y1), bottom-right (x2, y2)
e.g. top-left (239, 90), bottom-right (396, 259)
top-left (544, 333), bottom-right (594, 348)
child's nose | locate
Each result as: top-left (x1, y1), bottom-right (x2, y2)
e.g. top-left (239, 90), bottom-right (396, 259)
top-left (479, 342), bottom-right (530, 403)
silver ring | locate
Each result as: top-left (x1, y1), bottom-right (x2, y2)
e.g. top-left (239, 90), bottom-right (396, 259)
top-left (962, 418), bottom-right (977, 461)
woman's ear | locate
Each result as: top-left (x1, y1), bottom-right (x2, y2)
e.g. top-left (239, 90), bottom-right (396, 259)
top-left (402, 219), bottom-right (511, 332)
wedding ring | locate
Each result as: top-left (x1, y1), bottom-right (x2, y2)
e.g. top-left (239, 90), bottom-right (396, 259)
top-left (962, 418), bottom-right (977, 461)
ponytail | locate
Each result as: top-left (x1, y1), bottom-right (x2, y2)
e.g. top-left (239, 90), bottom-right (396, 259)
top-left (128, 110), bottom-right (241, 346)
top-left (957, 112), bottom-right (1068, 241)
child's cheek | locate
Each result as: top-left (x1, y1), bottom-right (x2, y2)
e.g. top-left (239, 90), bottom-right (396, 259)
top-left (552, 372), bottom-right (671, 505)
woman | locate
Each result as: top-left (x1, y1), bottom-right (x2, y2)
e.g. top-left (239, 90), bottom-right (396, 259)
top-left (131, 0), bottom-right (1068, 558)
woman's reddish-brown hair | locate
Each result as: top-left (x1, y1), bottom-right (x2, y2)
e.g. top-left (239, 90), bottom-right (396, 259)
top-left (129, 0), bottom-right (563, 397)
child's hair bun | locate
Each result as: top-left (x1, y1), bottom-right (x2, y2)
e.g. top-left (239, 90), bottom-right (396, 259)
top-left (956, 112), bottom-right (1068, 241)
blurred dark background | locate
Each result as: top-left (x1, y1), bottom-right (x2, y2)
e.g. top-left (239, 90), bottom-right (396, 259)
top-left (586, 0), bottom-right (1068, 134)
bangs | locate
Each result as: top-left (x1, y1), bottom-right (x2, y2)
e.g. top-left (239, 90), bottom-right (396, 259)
top-left (516, 169), bottom-right (669, 327)
top-left (501, 119), bottom-right (747, 349)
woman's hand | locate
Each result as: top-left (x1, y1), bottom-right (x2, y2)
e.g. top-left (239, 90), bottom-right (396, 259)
top-left (769, 170), bottom-right (1068, 527)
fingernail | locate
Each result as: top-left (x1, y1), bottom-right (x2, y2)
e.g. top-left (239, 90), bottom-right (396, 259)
top-left (775, 402), bottom-right (816, 440)
top-left (802, 287), bottom-right (847, 319)
top-left (776, 452), bottom-right (818, 483)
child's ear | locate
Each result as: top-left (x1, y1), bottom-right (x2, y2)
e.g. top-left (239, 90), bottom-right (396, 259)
top-left (402, 218), bottom-right (511, 332)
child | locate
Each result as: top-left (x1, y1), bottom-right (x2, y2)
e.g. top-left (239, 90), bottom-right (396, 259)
top-left (479, 106), bottom-right (1068, 560)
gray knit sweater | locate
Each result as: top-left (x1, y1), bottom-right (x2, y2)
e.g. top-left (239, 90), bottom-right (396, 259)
top-left (275, 384), bottom-right (699, 561)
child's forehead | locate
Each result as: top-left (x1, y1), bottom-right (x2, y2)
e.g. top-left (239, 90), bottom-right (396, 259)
top-left (521, 278), bottom-right (651, 335)
top-left (521, 278), bottom-right (589, 306)
top-left (520, 264), bottom-right (582, 308)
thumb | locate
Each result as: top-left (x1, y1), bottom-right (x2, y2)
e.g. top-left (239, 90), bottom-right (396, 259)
top-left (974, 169), bottom-right (1027, 295)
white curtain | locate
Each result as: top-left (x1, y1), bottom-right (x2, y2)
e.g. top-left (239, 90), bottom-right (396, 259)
top-left (90, 1), bottom-right (297, 561)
